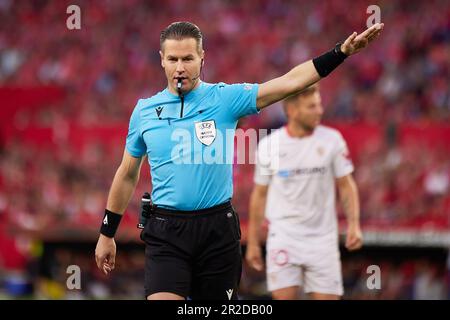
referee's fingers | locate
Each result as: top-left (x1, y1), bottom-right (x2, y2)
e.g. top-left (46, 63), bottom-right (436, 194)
top-left (365, 23), bottom-right (384, 41)
top-left (358, 23), bottom-right (383, 43)
top-left (95, 252), bottom-right (100, 268)
top-left (109, 253), bottom-right (116, 270)
top-left (364, 28), bottom-right (381, 43)
top-left (368, 28), bottom-right (383, 42)
top-left (344, 32), bottom-right (357, 47)
top-left (358, 23), bottom-right (380, 40)
top-left (102, 254), bottom-right (113, 275)
top-left (103, 263), bottom-right (111, 275)
top-left (95, 253), bottom-right (105, 270)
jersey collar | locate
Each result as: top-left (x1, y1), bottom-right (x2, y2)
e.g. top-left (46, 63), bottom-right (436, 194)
top-left (164, 81), bottom-right (204, 101)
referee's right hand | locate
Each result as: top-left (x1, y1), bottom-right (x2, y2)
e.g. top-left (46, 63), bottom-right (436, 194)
top-left (246, 244), bottom-right (264, 272)
top-left (95, 234), bottom-right (117, 275)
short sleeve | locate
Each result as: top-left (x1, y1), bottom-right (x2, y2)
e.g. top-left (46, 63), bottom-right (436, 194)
top-left (220, 83), bottom-right (259, 120)
top-left (125, 101), bottom-right (146, 157)
top-left (253, 138), bottom-right (273, 186)
top-left (332, 133), bottom-right (354, 178)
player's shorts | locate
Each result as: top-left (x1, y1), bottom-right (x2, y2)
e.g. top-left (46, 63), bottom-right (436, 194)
top-left (266, 234), bottom-right (343, 296)
top-left (140, 200), bottom-right (242, 300)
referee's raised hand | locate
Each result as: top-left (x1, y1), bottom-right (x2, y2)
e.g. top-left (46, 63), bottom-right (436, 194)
top-left (341, 23), bottom-right (384, 56)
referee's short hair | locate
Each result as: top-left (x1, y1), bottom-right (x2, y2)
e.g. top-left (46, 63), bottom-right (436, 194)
top-left (283, 83), bottom-right (320, 113)
top-left (160, 21), bottom-right (203, 53)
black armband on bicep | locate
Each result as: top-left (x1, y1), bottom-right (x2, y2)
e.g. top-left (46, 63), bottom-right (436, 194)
top-left (100, 209), bottom-right (123, 238)
top-left (312, 43), bottom-right (348, 78)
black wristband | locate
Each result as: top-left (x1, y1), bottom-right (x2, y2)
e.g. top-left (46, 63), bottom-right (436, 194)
top-left (100, 209), bottom-right (122, 238)
top-left (312, 42), bottom-right (348, 78)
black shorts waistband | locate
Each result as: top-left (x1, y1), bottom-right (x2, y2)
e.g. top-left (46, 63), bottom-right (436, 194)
top-left (152, 200), bottom-right (233, 218)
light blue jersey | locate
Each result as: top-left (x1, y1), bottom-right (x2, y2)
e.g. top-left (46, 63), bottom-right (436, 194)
top-left (126, 81), bottom-right (259, 210)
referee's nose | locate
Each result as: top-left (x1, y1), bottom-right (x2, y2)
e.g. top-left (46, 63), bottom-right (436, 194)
top-left (175, 60), bottom-right (185, 74)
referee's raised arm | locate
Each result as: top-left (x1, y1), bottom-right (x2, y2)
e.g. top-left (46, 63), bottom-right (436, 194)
top-left (256, 23), bottom-right (384, 110)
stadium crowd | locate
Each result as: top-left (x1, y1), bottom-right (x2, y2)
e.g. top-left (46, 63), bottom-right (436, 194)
top-left (1, 0), bottom-right (449, 123)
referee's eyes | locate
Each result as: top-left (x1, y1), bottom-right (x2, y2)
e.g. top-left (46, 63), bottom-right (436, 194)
top-left (167, 57), bottom-right (193, 63)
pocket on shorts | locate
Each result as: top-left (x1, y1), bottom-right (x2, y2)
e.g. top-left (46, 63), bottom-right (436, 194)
top-left (142, 215), bottom-right (169, 242)
top-left (234, 210), bottom-right (242, 240)
top-left (140, 215), bottom-right (152, 242)
top-left (226, 210), bottom-right (241, 241)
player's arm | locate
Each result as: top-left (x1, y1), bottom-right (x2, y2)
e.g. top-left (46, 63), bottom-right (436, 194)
top-left (245, 183), bottom-right (269, 271)
top-left (95, 149), bottom-right (146, 275)
top-left (336, 174), bottom-right (362, 251)
top-left (256, 23), bottom-right (384, 109)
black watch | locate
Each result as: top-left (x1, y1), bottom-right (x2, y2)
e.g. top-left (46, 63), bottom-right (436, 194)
top-left (334, 42), bottom-right (348, 58)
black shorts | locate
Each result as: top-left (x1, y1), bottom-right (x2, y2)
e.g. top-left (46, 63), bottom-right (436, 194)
top-left (140, 200), bottom-right (242, 300)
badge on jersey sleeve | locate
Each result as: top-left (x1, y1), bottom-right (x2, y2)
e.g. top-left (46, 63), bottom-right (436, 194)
top-left (195, 120), bottom-right (216, 146)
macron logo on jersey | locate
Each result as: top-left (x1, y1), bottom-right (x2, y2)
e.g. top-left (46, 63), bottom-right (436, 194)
top-left (226, 289), bottom-right (233, 300)
top-left (155, 106), bottom-right (164, 117)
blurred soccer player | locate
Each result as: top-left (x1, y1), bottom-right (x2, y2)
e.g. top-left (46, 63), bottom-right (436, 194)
top-left (246, 84), bottom-right (362, 300)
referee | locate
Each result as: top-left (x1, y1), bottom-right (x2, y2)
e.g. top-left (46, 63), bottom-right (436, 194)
top-left (95, 21), bottom-right (383, 300)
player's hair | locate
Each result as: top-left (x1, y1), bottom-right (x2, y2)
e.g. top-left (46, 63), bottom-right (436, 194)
top-left (160, 21), bottom-right (203, 52)
top-left (283, 83), bottom-right (320, 114)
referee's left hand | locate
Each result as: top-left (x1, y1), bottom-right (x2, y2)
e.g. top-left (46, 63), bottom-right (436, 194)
top-left (341, 23), bottom-right (384, 56)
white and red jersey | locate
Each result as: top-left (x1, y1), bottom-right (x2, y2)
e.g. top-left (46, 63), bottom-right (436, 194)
top-left (254, 125), bottom-right (354, 246)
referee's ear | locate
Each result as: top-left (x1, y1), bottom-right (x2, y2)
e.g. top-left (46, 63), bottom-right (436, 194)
top-left (159, 50), bottom-right (165, 68)
top-left (200, 50), bottom-right (205, 66)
